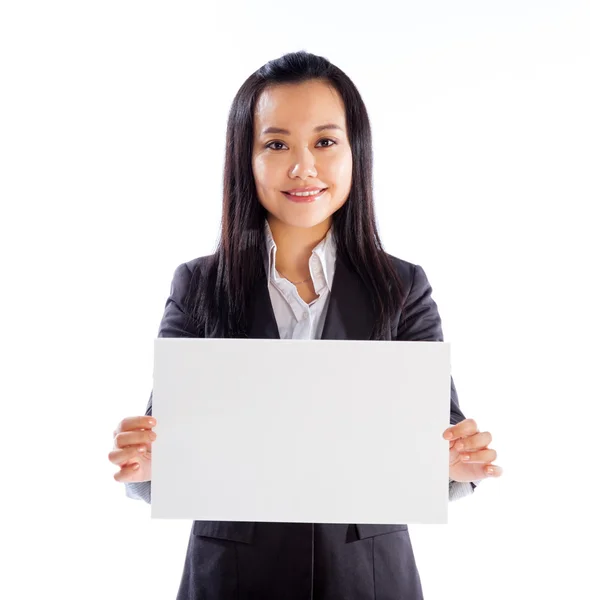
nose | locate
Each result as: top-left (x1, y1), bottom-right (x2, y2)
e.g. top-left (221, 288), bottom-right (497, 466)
top-left (289, 147), bottom-right (317, 179)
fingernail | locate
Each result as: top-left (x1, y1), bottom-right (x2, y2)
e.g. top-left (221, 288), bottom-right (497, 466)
top-left (487, 467), bottom-right (495, 475)
top-left (444, 431), bottom-right (453, 440)
top-left (148, 419), bottom-right (155, 426)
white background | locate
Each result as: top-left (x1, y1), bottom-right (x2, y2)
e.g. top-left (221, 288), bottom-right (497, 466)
top-left (1, 1), bottom-right (588, 598)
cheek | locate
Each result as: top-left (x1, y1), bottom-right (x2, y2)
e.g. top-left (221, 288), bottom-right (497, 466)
top-left (251, 158), bottom-right (262, 186)
top-left (252, 156), bottom-right (277, 192)
top-left (252, 157), bottom-right (279, 212)
top-left (328, 154), bottom-right (353, 189)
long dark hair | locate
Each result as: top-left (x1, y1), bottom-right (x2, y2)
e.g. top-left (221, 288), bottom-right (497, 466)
top-left (187, 50), bottom-right (404, 340)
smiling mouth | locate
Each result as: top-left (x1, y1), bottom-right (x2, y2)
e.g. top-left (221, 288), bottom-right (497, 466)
top-left (282, 188), bottom-right (328, 203)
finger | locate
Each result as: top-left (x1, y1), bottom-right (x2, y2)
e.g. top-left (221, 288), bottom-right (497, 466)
top-left (113, 463), bottom-right (141, 482)
top-left (454, 431), bottom-right (492, 452)
top-left (449, 442), bottom-right (462, 464)
top-left (459, 448), bottom-right (497, 464)
top-left (114, 429), bottom-right (156, 449)
top-left (484, 465), bottom-right (503, 476)
top-left (108, 445), bottom-right (147, 466)
top-left (113, 416), bottom-right (157, 437)
top-left (444, 418), bottom-right (478, 440)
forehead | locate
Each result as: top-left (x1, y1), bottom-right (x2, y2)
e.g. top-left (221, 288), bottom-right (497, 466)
top-left (253, 80), bottom-right (346, 132)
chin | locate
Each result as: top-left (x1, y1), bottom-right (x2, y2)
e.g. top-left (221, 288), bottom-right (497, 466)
top-left (272, 209), bottom-right (334, 230)
top-left (263, 192), bottom-right (344, 229)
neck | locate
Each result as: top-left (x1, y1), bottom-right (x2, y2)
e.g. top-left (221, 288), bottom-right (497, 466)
top-left (268, 215), bottom-right (331, 281)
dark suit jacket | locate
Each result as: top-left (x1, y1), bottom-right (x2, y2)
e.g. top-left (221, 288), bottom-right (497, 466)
top-left (126, 251), bottom-right (473, 600)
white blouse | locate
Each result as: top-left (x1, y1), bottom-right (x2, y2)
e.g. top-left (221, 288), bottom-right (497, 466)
top-left (263, 219), bottom-right (335, 339)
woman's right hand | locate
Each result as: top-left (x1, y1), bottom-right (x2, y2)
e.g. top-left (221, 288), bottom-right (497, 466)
top-left (109, 416), bottom-right (157, 483)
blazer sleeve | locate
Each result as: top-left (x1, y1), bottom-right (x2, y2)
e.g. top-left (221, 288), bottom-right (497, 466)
top-left (124, 262), bottom-right (197, 504)
top-left (397, 264), bottom-right (481, 495)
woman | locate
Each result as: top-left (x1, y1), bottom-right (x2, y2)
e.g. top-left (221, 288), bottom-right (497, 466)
top-left (109, 50), bottom-right (502, 600)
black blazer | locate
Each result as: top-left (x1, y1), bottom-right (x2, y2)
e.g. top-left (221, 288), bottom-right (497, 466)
top-left (128, 251), bottom-right (472, 600)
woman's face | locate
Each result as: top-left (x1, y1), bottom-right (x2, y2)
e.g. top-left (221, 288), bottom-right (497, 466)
top-left (252, 79), bottom-right (353, 230)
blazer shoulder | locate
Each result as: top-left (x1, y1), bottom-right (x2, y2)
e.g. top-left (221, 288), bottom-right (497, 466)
top-left (168, 254), bottom-right (217, 306)
top-left (383, 252), bottom-right (419, 290)
top-left (182, 253), bottom-right (217, 275)
top-left (172, 254), bottom-right (217, 285)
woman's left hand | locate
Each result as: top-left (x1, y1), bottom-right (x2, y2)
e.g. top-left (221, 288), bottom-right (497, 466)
top-left (444, 418), bottom-right (503, 482)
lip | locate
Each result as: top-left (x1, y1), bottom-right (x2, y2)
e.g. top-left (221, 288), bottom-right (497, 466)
top-left (283, 186), bottom-right (326, 193)
top-left (282, 188), bottom-right (327, 203)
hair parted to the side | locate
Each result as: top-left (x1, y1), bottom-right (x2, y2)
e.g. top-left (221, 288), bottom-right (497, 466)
top-left (186, 50), bottom-right (404, 339)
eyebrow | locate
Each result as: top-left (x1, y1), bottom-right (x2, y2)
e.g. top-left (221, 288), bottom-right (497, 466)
top-left (261, 123), bottom-right (344, 135)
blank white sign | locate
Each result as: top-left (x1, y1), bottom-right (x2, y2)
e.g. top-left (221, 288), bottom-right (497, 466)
top-left (151, 338), bottom-right (451, 524)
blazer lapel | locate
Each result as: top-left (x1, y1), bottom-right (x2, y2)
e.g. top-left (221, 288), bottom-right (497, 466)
top-left (248, 275), bottom-right (280, 339)
top-left (247, 254), bottom-right (376, 341)
top-left (321, 254), bottom-right (376, 341)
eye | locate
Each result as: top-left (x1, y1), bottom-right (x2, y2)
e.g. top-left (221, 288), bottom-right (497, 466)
top-left (266, 141), bottom-right (286, 150)
top-left (265, 138), bottom-right (337, 150)
top-left (317, 138), bottom-right (336, 148)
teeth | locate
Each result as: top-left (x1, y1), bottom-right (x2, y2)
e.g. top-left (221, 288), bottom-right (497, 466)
top-left (288, 189), bottom-right (324, 197)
